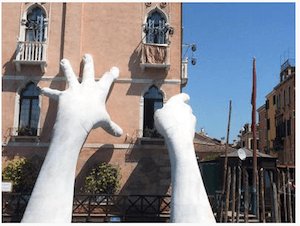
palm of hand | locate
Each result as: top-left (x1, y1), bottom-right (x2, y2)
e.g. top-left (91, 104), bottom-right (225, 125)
top-left (41, 54), bottom-right (123, 136)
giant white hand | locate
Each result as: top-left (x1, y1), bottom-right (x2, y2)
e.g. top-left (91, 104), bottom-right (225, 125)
top-left (21, 54), bottom-right (123, 223)
top-left (154, 93), bottom-right (195, 143)
top-left (42, 54), bottom-right (123, 136)
top-left (154, 93), bottom-right (215, 223)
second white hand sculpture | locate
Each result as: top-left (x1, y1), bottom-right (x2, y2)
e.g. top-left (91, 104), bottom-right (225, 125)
top-left (154, 93), bottom-right (216, 223)
top-left (21, 54), bottom-right (123, 223)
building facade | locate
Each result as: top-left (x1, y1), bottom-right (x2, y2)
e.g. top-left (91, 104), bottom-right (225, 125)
top-left (238, 123), bottom-right (259, 151)
top-left (257, 59), bottom-right (295, 166)
top-left (257, 104), bottom-right (267, 152)
top-left (273, 59), bottom-right (295, 165)
top-left (265, 90), bottom-right (277, 153)
top-left (2, 2), bottom-right (186, 195)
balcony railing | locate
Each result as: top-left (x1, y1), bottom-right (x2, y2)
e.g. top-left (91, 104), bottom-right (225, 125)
top-left (14, 41), bottom-right (47, 73)
top-left (140, 43), bottom-right (170, 70)
top-left (281, 58), bottom-right (295, 72)
top-left (4, 127), bottom-right (42, 143)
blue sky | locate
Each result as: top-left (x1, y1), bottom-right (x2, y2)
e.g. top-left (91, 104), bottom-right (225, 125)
top-left (182, 2), bottom-right (295, 142)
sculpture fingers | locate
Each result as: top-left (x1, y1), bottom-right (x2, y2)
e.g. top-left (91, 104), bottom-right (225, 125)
top-left (97, 67), bottom-right (119, 101)
top-left (60, 59), bottom-right (79, 88)
top-left (101, 119), bottom-right (123, 137)
top-left (41, 87), bottom-right (62, 101)
top-left (168, 93), bottom-right (190, 105)
top-left (82, 54), bottom-right (95, 84)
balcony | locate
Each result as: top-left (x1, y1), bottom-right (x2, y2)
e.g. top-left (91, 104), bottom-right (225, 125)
top-left (5, 127), bottom-right (41, 143)
top-left (14, 41), bottom-right (47, 73)
top-left (181, 58), bottom-right (188, 86)
top-left (140, 43), bottom-right (170, 70)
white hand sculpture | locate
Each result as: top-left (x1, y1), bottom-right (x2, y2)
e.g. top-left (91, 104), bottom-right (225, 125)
top-left (21, 54), bottom-right (122, 223)
top-left (154, 93), bottom-right (216, 223)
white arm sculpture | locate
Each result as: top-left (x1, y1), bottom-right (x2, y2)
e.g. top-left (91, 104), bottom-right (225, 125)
top-left (154, 93), bottom-right (216, 223)
top-left (21, 54), bottom-right (123, 223)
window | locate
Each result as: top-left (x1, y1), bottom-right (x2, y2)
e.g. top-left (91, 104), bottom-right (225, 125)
top-left (250, 139), bottom-right (259, 150)
top-left (288, 87), bottom-right (291, 105)
top-left (18, 82), bottom-right (40, 136)
top-left (25, 6), bottom-right (46, 42)
top-left (277, 94), bottom-right (281, 109)
top-left (273, 95), bottom-right (276, 105)
top-left (267, 118), bottom-right (270, 130)
top-left (265, 99), bottom-right (269, 109)
top-left (145, 10), bottom-right (168, 44)
top-left (143, 86), bottom-right (163, 138)
top-left (141, 8), bottom-right (171, 69)
top-left (284, 90), bottom-right (286, 106)
top-left (14, 4), bottom-right (48, 72)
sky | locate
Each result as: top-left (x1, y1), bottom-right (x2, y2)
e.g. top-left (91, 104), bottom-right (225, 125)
top-left (182, 2), bottom-right (295, 143)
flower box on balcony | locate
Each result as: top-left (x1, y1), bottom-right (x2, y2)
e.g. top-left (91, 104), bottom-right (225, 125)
top-left (140, 43), bottom-right (170, 70)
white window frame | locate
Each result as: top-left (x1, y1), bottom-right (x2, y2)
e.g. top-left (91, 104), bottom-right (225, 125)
top-left (13, 80), bottom-right (42, 137)
top-left (139, 84), bottom-right (166, 138)
top-left (142, 6), bottom-right (170, 45)
top-left (18, 3), bottom-right (49, 42)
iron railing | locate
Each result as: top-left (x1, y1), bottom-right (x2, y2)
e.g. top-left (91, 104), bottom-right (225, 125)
top-left (280, 59), bottom-right (295, 72)
top-left (2, 193), bottom-right (171, 223)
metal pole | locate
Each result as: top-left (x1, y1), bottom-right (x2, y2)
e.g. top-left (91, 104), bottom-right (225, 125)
top-left (236, 165), bottom-right (242, 223)
top-left (260, 168), bottom-right (266, 222)
top-left (220, 100), bottom-right (232, 222)
top-left (222, 100), bottom-right (232, 193)
top-left (251, 57), bottom-right (258, 216)
top-left (224, 166), bottom-right (231, 222)
top-left (231, 166), bottom-right (236, 222)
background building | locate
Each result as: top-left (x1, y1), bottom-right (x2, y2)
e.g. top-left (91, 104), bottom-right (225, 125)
top-left (2, 2), bottom-right (186, 195)
top-left (257, 104), bottom-right (267, 152)
top-left (238, 123), bottom-right (259, 151)
top-left (265, 90), bottom-right (277, 154)
top-left (257, 59), bottom-right (295, 166)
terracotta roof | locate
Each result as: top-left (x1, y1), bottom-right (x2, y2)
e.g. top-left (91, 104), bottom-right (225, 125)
top-left (193, 133), bottom-right (236, 153)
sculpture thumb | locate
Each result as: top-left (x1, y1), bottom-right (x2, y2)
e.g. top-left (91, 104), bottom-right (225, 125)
top-left (101, 120), bottom-right (123, 137)
top-left (40, 87), bottom-right (62, 101)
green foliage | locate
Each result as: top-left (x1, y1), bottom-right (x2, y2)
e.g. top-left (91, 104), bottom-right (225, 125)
top-left (2, 156), bottom-right (42, 193)
top-left (82, 162), bottom-right (121, 194)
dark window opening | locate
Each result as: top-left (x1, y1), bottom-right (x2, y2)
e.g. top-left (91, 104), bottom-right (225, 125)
top-left (18, 82), bottom-right (40, 136)
top-left (265, 99), bottom-right (269, 109)
top-left (250, 139), bottom-right (259, 150)
top-left (25, 6), bottom-right (46, 42)
top-left (288, 87), bottom-right (291, 105)
top-left (145, 11), bottom-right (168, 44)
top-left (284, 90), bottom-right (286, 106)
top-left (143, 86), bottom-right (163, 138)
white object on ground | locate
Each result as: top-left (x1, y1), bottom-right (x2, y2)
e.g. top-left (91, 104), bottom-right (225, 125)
top-left (154, 93), bottom-right (216, 223)
top-left (21, 54), bottom-right (122, 223)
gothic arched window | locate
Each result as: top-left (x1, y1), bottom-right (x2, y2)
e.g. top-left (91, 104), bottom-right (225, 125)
top-left (143, 85), bottom-right (163, 137)
top-left (25, 6), bottom-right (46, 42)
top-left (145, 10), bottom-right (168, 44)
top-left (18, 82), bottom-right (40, 136)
